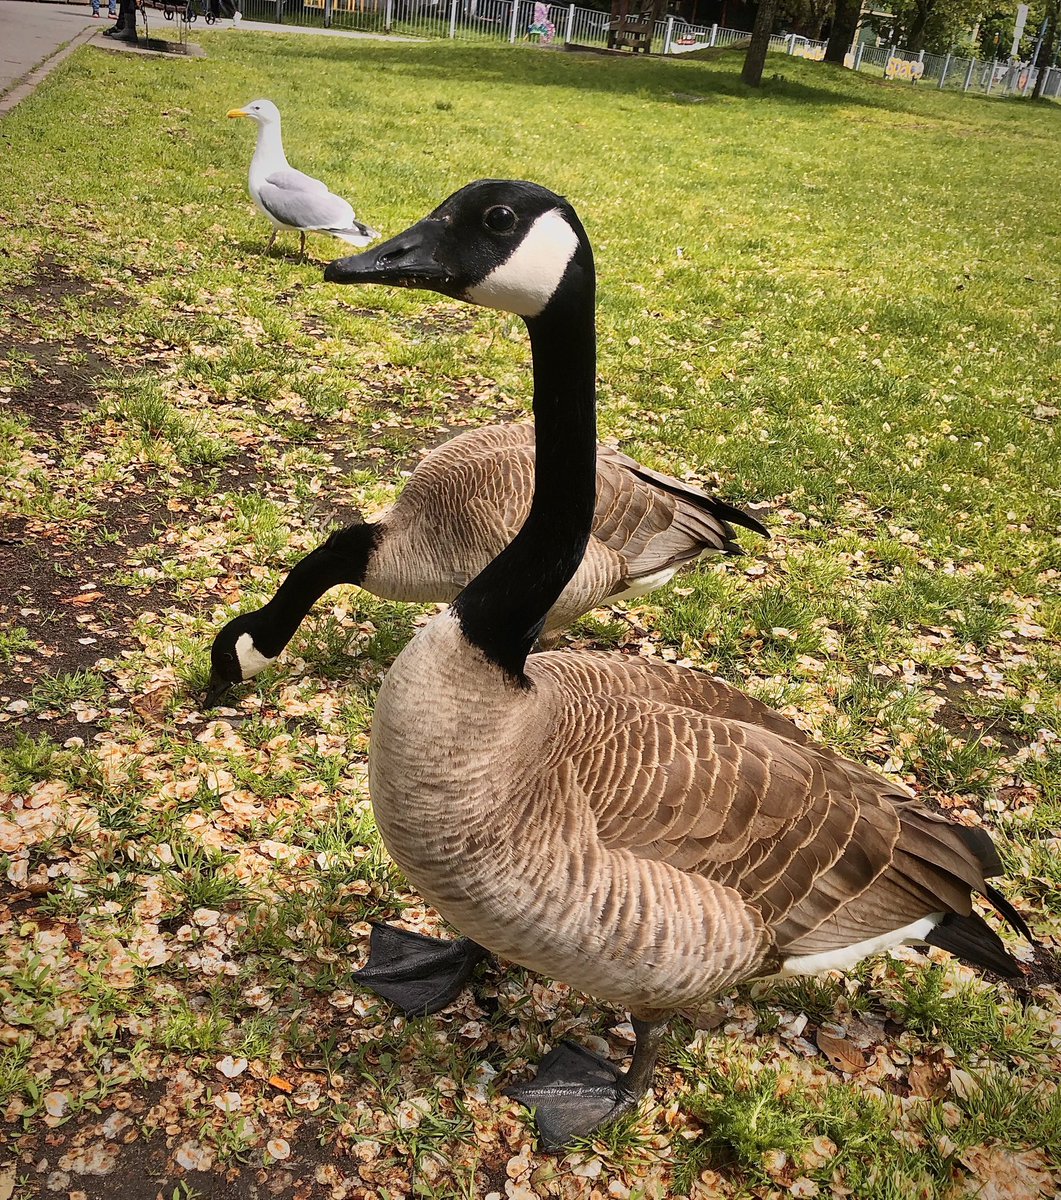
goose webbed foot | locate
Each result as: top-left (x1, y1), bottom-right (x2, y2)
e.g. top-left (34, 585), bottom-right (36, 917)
top-left (504, 1017), bottom-right (666, 1150)
top-left (504, 1041), bottom-right (636, 1148)
top-left (352, 921), bottom-right (490, 1017)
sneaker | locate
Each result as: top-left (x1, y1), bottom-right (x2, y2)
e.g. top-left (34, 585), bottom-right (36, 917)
top-left (92, 11), bottom-right (100, 16)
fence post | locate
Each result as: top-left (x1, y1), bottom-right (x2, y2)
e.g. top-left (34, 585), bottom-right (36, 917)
top-left (985, 59), bottom-right (994, 92)
top-left (854, 41), bottom-right (865, 69)
top-left (323, 0), bottom-right (332, 26)
top-left (917, 48), bottom-right (924, 61)
top-left (384, 0), bottom-right (393, 30)
top-left (938, 52), bottom-right (949, 86)
top-left (963, 56), bottom-right (975, 90)
top-left (709, 22), bottom-right (717, 46)
top-left (274, 0), bottom-right (282, 22)
top-left (663, 14), bottom-right (674, 54)
top-left (564, 1), bottom-right (573, 42)
top-left (448, 0), bottom-right (457, 37)
top-left (508, 0), bottom-right (518, 42)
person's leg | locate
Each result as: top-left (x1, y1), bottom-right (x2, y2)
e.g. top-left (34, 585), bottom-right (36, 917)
top-left (103, 0), bottom-right (132, 34)
top-left (108, 0), bottom-right (138, 40)
top-left (91, 0), bottom-right (101, 16)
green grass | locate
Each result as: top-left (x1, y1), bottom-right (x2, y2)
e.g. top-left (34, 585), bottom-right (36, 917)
top-left (0, 31), bottom-right (1059, 1200)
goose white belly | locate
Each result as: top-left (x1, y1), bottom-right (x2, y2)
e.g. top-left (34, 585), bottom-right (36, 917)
top-left (778, 915), bottom-right (942, 976)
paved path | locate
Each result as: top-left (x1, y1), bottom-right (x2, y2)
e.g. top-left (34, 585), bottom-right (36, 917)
top-left (0, 0), bottom-right (417, 115)
top-left (0, 2), bottom-right (99, 102)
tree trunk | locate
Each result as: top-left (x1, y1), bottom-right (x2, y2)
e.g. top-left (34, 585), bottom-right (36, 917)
top-left (904, 0), bottom-right (931, 52)
top-left (824, 0), bottom-right (860, 63)
top-left (742, 0), bottom-right (780, 86)
top-left (1032, 3), bottom-right (1059, 98)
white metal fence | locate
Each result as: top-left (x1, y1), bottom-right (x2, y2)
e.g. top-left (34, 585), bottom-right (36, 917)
top-left (851, 39), bottom-right (1061, 97)
top-left (237, 0), bottom-right (1061, 100)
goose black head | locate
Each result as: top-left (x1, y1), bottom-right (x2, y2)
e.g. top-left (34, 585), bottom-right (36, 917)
top-left (323, 180), bottom-right (593, 319)
top-left (203, 613), bottom-right (278, 708)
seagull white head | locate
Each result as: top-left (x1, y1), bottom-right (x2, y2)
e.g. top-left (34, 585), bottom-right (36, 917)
top-left (323, 179), bottom-right (593, 321)
top-left (227, 98), bottom-right (280, 125)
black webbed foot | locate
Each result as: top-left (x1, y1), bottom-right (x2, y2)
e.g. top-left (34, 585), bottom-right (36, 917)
top-left (503, 1041), bottom-right (637, 1150)
top-left (352, 922), bottom-right (490, 1017)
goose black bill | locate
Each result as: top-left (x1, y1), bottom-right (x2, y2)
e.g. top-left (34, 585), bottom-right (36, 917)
top-left (201, 673), bottom-right (233, 709)
top-left (323, 219), bottom-right (452, 290)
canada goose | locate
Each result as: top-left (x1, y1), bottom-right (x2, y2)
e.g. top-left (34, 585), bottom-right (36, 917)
top-left (203, 426), bottom-right (767, 705)
top-left (227, 99), bottom-right (379, 256)
top-left (322, 181), bottom-right (1031, 1148)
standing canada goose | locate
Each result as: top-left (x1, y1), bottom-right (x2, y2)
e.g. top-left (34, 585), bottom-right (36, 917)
top-left (322, 181), bottom-right (1031, 1148)
top-left (202, 426), bottom-right (767, 705)
top-left (227, 99), bottom-right (380, 256)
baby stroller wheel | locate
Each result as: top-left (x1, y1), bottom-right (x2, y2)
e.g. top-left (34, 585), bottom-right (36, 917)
top-left (205, 10), bottom-right (216, 21)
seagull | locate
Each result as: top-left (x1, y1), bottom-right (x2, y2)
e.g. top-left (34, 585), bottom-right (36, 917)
top-left (227, 99), bottom-right (380, 256)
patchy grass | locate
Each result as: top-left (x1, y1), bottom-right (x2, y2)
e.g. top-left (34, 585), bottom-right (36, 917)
top-left (0, 30), bottom-right (1059, 1200)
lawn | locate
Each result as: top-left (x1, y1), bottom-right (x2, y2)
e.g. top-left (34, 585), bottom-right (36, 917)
top-left (1, 30), bottom-right (1060, 1200)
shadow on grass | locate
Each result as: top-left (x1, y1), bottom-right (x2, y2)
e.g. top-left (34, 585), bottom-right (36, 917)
top-left (235, 35), bottom-right (923, 113)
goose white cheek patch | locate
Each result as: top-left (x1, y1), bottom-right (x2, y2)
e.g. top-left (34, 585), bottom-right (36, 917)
top-left (465, 209), bottom-right (579, 317)
top-left (235, 632), bottom-right (278, 679)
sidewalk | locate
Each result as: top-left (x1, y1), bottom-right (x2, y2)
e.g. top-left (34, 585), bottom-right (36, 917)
top-left (0, 1), bottom-right (99, 102)
top-left (0, 0), bottom-right (417, 115)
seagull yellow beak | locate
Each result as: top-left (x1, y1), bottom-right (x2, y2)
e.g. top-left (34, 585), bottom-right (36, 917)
top-left (227, 108), bottom-right (248, 119)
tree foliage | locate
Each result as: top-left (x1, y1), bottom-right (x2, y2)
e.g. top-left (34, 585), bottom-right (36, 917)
top-left (778, 0), bottom-right (833, 40)
top-left (864, 0), bottom-right (980, 53)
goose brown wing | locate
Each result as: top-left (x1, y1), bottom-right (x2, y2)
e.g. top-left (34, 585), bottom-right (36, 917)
top-left (394, 425), bottom-right (536, 551)
top-left (536, 659), bottom-right (995, 960)
top-left (593, 445), bottom-right (767, 579)
top-left (396, 426), bottom-right (763, 574)
top-left (533, 651), bottom-right (820, 748)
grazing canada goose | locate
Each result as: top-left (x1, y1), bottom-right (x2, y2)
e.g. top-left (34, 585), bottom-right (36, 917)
top-left (202, 426), bottom-right (767, 705)
top-left (227, 99), bottom-right (379, 256)
top-left (322, 181), bottom-right (1031, 1148)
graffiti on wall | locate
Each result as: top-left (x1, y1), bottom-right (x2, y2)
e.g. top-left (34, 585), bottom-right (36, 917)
top-left (885, 56), bottom-right (925, 81)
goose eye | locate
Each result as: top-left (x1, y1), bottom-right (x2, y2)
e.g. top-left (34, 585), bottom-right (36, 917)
top-left (483, 205), bottom-right (517, 234)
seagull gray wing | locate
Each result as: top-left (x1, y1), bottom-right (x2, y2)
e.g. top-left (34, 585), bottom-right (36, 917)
top-left (259, 170), bottom-right (356, 231)
top-left (266, 167), bottom-right (330, 195)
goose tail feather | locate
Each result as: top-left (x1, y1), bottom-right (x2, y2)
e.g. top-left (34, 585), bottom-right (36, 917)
top-left (983, 883), bottom-right (1035, 943)
top-left (924, 911), bottom-right (1023, 977)
top-left (625, 461), bottom-right (770, 542)
top-left (947, 822), bottom-right (1035, 943)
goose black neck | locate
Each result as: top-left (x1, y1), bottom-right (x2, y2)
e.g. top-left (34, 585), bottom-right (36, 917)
top-left (453, 294), bottom-right (597, 680)
top-left (252, 521), bottom-right (380, 656)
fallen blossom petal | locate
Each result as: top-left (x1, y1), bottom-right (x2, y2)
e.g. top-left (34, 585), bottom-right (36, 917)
top-left (214, 1091), bottom-right (242, 1113)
